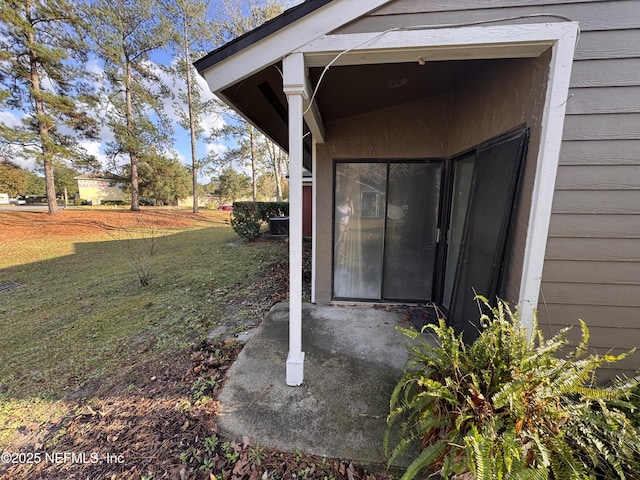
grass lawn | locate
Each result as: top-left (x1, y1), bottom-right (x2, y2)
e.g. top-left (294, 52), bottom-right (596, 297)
top-left (0, 208), bottom-right (386, 480)
top-left (0, 208), bottom-right (287, 448)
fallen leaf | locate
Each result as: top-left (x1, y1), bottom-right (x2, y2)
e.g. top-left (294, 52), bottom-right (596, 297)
top-left (233, 459), bottom-right (249, 476)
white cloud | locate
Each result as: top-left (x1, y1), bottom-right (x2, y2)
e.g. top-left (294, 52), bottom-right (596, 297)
top-left (0, 110), bottom-right (22, 128)
top-left (205, 142), bottom-right (228, 159)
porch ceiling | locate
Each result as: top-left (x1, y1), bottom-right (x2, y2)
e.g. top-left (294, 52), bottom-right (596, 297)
top-left (220, 58), bottom-right (504, 157)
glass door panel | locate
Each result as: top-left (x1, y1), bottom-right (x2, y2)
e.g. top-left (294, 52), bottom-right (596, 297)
top-left (383, 162), bottom-right (442, 301)
top-left (333, 163), bottom-right (387, 299)
top-left (447, 128), bottom-right (529, 342)
top-left (442, 153), bottom-right (475, 310)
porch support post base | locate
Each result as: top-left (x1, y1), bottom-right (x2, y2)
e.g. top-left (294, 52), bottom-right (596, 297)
top-left (286, 351), bottom-right (305, 386)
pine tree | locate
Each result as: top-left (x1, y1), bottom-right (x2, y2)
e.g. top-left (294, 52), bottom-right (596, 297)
top-left (81, 0), bottom-right (173, 211)
top-left (162, 0), bottom-right (221, 213)
top-left (207, 0), bottom-right (287, 201)
top-left (0, 0), bottom-right (97, 214)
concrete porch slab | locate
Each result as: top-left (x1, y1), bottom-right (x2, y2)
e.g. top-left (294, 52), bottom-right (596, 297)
top-left (216, 302), bottom-right (422, 470)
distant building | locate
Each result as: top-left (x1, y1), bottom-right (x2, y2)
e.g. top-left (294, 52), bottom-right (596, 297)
top-left (74, 174), bottom-right (125, 205)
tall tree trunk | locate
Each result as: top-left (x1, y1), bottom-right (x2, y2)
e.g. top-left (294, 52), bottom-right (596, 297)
top-left (27, 0), bottom-right (58, 215)
top-left (268, 141), bottom-right (283, 202)
top-left (249, 125), bottom-right (257, 202)
top-left (125, 60), bottom-right (140, 211)
top-left (184, 25), bottom-right (198, 213)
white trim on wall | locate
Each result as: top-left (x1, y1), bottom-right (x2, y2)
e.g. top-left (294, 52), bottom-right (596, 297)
top-left (518, 26), bottom-right (579, 330)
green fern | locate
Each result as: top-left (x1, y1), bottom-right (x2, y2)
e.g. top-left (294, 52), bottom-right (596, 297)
top-left (386, 297), bottom-right (640, 480)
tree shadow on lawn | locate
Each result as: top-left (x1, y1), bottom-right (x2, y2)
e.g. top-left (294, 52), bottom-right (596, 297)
top-left (1, 339), bottom-right (388, 480)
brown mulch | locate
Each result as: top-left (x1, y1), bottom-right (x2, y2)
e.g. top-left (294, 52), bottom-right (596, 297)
top-left (1, 338), bottom-right (389, 480)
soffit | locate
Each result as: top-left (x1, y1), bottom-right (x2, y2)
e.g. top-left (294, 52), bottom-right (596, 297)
top-left (221, 57), bottom-right (507, 154)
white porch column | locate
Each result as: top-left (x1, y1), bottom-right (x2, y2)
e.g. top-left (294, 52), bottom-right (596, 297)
top-left (283, 52), bottom-right (307, 386)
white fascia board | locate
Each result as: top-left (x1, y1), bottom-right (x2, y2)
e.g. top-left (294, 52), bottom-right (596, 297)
top-left (518, 23), bottom-right (579, 331)
top-left (201, 0), bottom-right (393, 93)
top-left (296, 22), bottom-right (578, 66)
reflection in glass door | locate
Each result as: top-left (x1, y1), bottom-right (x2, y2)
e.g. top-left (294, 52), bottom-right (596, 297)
top-left (333, 163), bottom-right (387, 299)
top-left (442, 153), bottom-right (474, 311)
top-left (333, 161), bottom-right (441, 301)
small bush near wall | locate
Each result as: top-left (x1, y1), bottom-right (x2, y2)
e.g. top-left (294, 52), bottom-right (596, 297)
top-left (231, 201), bottom-right (288, 240)
top-left (386, 297), bottom-right (640, 480)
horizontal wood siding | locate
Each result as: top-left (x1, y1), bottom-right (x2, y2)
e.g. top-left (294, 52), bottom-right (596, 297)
top-left (560, 140), bottom-right (640, 165)
top-left (565, 87), bottom-right (640, 115)
top-left (570, 59), bottom-right (640, 88)
top-left (344, 1), bottom-right (640, 33)
top-left (539, 304), bottom-right (640, 329)
top-left (563, 114), bottom-right (640, 140)
top-left (545, 238), bottom-right (640, 262)
top-left (555, 165), bottom-right (640, 190)
top-left (352, 0), bottom-right (640, 375)
top-left (549, 214), bottom-right (640, 238)
top-left (552, 191), bottom-right (640, 214)
top-left (543, 260), bottom-right (640, 284)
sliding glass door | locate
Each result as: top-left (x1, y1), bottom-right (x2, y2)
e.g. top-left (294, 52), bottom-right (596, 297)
top-left (332, 128), bottom-right (529, 328)
top-left (333, 160), bottom-right (441, 301)
top-left (446, 129), bottom-right (529, 340)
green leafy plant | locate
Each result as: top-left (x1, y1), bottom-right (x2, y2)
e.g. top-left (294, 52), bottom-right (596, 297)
top-left (190, 374), bottom-right (221, 401)
top-left (231, 201), bottom-right (288, 240)
top-left (222, 440), bottom-right (241, 463)
top-left (385, 297), bottom-right (640, 480)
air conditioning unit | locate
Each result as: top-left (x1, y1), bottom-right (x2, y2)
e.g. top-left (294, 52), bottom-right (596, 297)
top-left (269, 216), bottom-right (289, 236)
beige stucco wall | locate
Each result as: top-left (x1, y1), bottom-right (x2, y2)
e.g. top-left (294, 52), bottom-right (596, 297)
top-left (447, 50), bottom-right (551, 304)
top-left (313, 53), bottom-right (551, 305)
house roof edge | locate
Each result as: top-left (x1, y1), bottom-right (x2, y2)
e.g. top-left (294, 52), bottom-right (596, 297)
top-left (194, 0), bottom-right (334, 74)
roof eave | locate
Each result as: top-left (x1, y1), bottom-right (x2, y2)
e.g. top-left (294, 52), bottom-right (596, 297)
top-left (194, 0), bottom-right (394, 94)
top-left (194, 0), bottom-right (333, 74)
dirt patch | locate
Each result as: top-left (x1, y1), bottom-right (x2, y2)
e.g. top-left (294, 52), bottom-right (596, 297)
top-left (1, 341), bottom-right (389, 480)
top-left (0, 208), bottom-right (231, 241)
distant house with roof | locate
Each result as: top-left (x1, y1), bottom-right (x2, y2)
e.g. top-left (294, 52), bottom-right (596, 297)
top-left (74, 174), bottom-right (125, 205)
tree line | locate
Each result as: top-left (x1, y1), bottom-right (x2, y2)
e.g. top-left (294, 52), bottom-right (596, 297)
top-left (0, 0), bottom-right (289, 214)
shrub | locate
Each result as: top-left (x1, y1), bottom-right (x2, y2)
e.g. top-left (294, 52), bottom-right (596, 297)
top-left (385, 297), bottom-right (640, 480)
top-left (231, 201), bottom-right (288, 240)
